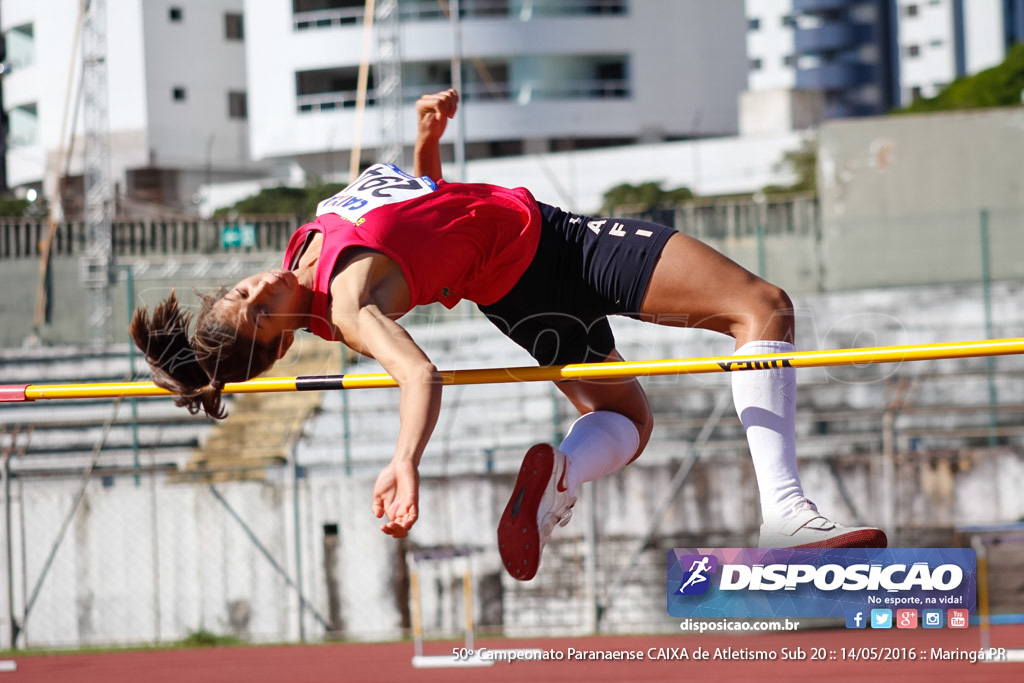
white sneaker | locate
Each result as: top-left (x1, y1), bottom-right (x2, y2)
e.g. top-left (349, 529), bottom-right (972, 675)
top-left (498, 444), bottom-right (576, 581)
top-left (758, 500), bottom-right (887, 549)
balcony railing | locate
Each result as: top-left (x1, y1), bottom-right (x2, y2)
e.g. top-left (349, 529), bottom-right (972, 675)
top-left (794, 23), bottom-right (873, 53)
top-left (293, 0), bottom-right (628, 30)
top-left (296, 79), bottom-right (629, 113)
top-left (293, 6), bottom-right (363, 31)
top-left (792, 0), bottom-right (852, 13)
top-left (296, 90), bottom-right (374, 113)
top-left (796, 62), bottom-right (874, 90)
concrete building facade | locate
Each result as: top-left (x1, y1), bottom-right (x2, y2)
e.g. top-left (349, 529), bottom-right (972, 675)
top-left (744, 0), bottom-right (1024, 124)
top-left (242, 0), bottom-right (750, 179)
top-left (894, 0), bottom-right (1024, 104)
top-left (1, 0), bottom-right (270, 216)
top-left (745, 0), bottom-right (898, 120)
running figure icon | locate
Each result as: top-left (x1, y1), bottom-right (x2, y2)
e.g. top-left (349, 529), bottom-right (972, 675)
top-left (679, 556), bottom-right (713, 593)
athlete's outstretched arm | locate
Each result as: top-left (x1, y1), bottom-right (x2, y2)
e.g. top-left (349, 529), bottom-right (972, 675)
top-left (329, 256), bottom-right (442, 538)
top-left (413, 88), bottom-right (458, 182)
top-left (356, 304), bottom-right (441, 538)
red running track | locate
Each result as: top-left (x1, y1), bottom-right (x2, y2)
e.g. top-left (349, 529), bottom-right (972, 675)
top-left (10, 625), bottom-right (1024, 683)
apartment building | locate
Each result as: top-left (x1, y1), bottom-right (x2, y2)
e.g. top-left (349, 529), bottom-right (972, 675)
top-left (745, 0), bottom-right (897, 119)
top-left (894, 0), bottom-right (1024, 104)
top-left (243, 0), bottom-right (749, 178)
top-left (1, 0), bottom-right (269, 215)
top-left (744, 0), bottom-right (1024, 121)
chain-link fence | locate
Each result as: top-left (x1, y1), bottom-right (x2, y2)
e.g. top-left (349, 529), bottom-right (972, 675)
top-left (3, 293), bottom-right (1024, 649)
top-left (2, 190), bottom-right (1024, 650)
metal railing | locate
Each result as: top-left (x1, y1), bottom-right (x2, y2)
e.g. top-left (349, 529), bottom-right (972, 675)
top-left (0, 217), bottom-right (299, 260)
top-left (296, 78), bottom-right (629, 113)
top-left (614, 194), bottom-right (819, 241)
top-left (292, 0), bottom-right (628, 29)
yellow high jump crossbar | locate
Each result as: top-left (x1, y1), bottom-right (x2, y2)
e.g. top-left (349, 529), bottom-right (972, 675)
top-left (1, 338), bottom-right (1023, 403)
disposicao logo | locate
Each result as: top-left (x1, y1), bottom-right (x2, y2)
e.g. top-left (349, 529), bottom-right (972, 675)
top-left (667, 548), bottom-right (976, 619)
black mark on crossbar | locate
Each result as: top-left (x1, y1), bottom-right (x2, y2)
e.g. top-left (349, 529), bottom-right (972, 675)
top-left (716, 359), bottom-right (793, 372)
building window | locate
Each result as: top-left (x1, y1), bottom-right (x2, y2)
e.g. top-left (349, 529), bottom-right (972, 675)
top-left (930, 39), bottom-right (944, 47)
top-left (172, 86), bottom-right (187, 102)
top-left (781, 14), bottom-right (796, 28)
top-left (8, 102), bottom-right (39, 146)
top-left (169, 7), bottom-right (183, 22)
top-left (225, 13), bottom-right (244, 40)
top-left (296, 66), bottom-right (371, 112)
top-left (4, 24), bottom-right (34, 69)
top-left (748, 17), bottom-right (761, 30)
top-left (906, 44), bottom-right (920, 57)
top-left (749, 58), bottom-right (763, 71)
top-left (591, 59), bottom-right (629, 98)
top-left (911, 86), bottom-right (923, 100)
top-left (293, 0), bottom-right (363, 30)
top-left (228, 91), bottom-right (248, 119)
top-left (783, 54), bottom-right (798, 66)
top-left (905, 4), bottom-right (919, 16)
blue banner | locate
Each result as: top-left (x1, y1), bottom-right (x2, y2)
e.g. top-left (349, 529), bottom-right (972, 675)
top-left (667, 548), bottom-right (976, 618)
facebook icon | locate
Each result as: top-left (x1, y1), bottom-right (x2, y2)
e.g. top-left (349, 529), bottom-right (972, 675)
top-left (846, 610), bottom-right (867, 629)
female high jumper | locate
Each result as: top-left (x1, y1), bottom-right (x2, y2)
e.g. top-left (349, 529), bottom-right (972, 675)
top-left (130, 89), bottom-right (885, 581)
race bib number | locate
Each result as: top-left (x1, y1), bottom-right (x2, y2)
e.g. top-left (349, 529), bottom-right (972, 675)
top-left (316, 164), bottom-right (437, 223)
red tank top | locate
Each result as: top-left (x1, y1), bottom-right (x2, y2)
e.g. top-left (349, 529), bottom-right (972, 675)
top-left (282, 165), bottom-right (541, 341)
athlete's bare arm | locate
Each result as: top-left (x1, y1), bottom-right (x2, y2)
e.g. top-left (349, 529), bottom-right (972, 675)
top-left (413, 89), bottom-right (458, 182)
top-left (329, 251), bottom-right (442, 538)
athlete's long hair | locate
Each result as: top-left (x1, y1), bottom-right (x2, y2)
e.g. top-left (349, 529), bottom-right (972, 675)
top-left (129, 290), bottom-right (279, 419)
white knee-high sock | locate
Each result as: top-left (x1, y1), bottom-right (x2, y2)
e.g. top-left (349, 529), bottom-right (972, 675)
top-left (559, 411), bottom-right (640, 497)
top-left (731, 340), bottom-right (805, 524)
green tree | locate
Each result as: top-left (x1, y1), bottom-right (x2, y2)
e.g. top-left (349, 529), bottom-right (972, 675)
top-left (0, 197), bottom-right (33, 217)
top-left (600, 181), bottom-right (694, 213)
top-left (762, 138), bottom-right (817, 195)
top-left (900, 41), bottom-right (1024, 113)
top-left (213, 181), bottom-right (347, 218)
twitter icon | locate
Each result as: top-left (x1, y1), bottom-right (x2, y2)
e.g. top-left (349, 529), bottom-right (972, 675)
top-left (870, 609), bottom-right (893, 629)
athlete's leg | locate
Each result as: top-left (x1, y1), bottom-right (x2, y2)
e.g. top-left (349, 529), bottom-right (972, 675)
top-left (638, 232), bottom-right (793, 344)
top-left (554, 349), bottom-right (651, 494)
top-left (639, 233), bottom-right (804, 522)
top-left (498, 350), bottom-right (650, 580)
top-left (639, 234), bottom-right (884, 548)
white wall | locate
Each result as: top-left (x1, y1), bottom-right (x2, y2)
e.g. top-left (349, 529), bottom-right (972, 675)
top-left (963, 0), bottom-right (1007, 73)
top-left (141, 0), bottom-right (250, 170)
top-left (461, 132), bottom-right (802, 214)
top-left (204, 130), bottom-right (801, 217)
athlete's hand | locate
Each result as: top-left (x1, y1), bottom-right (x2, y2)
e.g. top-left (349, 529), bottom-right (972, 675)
top-left (372, 458), bottom-right (421, 538)
top-left (416, 89), bottom-right (459, 142)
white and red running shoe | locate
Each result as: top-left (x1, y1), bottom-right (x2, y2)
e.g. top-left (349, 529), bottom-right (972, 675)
top-left (758, 499), bottom-right (887, 549)
top-left (498, 444), bottom-right (577, 581)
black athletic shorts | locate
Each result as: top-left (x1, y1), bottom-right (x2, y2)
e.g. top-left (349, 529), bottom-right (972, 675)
top-left (479, 202), bottom-right (676, 366)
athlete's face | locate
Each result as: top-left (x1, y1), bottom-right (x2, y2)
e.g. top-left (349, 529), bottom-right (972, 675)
top-left (216, 269), bottom-right (302, 353)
